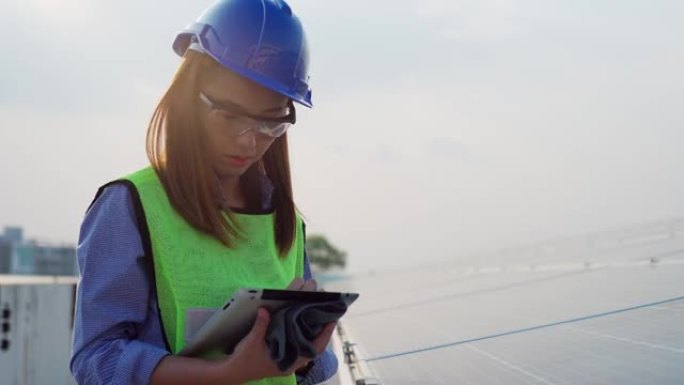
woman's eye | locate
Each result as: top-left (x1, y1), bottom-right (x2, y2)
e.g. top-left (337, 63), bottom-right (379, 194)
top-left (215, 109), bottom-right (240, 122)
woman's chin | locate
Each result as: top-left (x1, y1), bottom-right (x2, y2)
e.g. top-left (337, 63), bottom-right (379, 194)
top-left (214, 162), bottom-right (252, 180)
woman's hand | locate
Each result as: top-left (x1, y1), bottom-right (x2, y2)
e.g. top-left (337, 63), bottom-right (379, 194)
top-left (216, 278), bottom-right (337, 383)
top-left (285, 278), bottom-right (336, 372)
top-left (151, 278), bottom-right (336, 385)
top-left (286, 277), bottom-right (318, 291)
top-left (220, 308), bottom-right (336, 382)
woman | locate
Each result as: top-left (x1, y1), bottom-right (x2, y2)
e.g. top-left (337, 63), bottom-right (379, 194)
top-left (70, 1), bottom-right (338, 384)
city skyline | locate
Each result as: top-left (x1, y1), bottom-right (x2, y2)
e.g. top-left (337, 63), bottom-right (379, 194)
top-left (0, 225), bottom-right (77, 276)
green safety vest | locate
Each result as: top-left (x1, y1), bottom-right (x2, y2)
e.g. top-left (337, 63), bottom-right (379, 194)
top-left (122, 166), bottom-right (304, 385)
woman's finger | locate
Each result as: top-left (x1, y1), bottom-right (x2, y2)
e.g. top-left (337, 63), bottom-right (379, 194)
top-left (245, 308), bottom-right (270, 343)
top-left (286, 277), bottom-right (305, 290)
top-left (301, 279), bottom-right (317, 292)
top-left (312, 322), bottom-right (337, 353)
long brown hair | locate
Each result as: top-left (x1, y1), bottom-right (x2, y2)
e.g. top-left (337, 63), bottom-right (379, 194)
top-left (146, 50), bottom-right (296, 256)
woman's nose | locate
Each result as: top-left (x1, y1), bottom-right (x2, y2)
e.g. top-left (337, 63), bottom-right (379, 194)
top-left (234, 127), bottom-right (257, 150)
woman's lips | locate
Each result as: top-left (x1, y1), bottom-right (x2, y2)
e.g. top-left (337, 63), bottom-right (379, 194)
top-left (226, 155), bottom-right (251, 167)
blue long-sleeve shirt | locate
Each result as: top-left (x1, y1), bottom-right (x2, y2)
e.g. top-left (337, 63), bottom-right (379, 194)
top-left (70, 183), bottom-right (337, 385)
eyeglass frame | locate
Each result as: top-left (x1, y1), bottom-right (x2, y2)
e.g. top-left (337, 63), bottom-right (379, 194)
top-left (198, 91), bottom-right (296, 138)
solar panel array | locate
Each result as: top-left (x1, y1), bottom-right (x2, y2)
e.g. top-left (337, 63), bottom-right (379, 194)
top-left (325, 219), bottom-right (684, 384)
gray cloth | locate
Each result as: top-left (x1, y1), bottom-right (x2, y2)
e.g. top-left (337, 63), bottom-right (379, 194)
top-left (265, 300), bottom-right (348, 372)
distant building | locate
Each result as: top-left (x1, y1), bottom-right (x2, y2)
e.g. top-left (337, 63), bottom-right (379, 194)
top-left (13, 243), bottom-right (77, 276)
top-left (2, 226), bottom-right (23, 244)
top-left (0, 239), bottom-right (11, 274)
top-left (0, 226), bottom-right (77, 276)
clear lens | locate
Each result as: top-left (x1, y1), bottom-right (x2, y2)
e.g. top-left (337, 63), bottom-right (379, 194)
top-left (221, 117), bottom-right (289, 138)
top-left (257, 122), bottom-right (290, 138)
top-left (201, 92), bottom-right (292, 138)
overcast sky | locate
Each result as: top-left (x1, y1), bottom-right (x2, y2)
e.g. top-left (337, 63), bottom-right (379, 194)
top-left (1, 0), bottom-right (683, 273)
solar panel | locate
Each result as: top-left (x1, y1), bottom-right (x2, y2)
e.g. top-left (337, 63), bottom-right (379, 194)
top-left (325, 219), bottom-right (684, 384)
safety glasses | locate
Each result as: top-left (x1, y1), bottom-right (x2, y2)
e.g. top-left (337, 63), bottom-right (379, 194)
top-left (198, 91), bottom-right (296, 138)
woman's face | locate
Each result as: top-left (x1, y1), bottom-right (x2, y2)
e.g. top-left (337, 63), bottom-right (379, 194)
top-left (198, 66), bottom-right (290, 181)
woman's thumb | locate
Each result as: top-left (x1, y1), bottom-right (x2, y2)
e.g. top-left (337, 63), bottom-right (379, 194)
top-left (249, 308), bottom-right (269, 339)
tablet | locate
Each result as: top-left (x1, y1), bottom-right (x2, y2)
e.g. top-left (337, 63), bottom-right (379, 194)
top-left (179, 288), bottom-right (359, 357)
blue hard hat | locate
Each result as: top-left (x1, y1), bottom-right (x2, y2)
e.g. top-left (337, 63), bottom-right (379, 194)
top-left (173, 0), bottom-right (313, 107)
